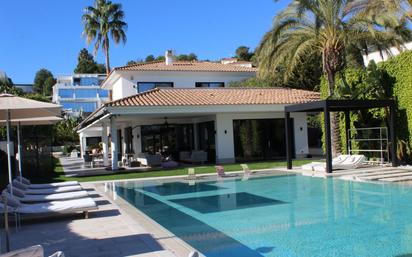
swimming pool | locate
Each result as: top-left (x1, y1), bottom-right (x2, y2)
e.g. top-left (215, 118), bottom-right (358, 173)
top-left (114, 174), bottom-right (412, 257)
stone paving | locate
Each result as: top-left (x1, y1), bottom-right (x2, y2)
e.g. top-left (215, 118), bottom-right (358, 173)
top-left (5, 184), bottom-right (181, 257)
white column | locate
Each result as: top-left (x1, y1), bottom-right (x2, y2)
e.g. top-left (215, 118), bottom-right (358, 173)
top-left (122, 127), bottom-right (127, 156)
top-left (110, 117), bottom-right (118, 170)
top-left (215, 114), bottom-right (235, 164)
top-left (79, 133), bottom-right (86, 157)
top-left (102, 123), bottom-right (109, 166)
top-left (132, 126), bottom-right (142, 155)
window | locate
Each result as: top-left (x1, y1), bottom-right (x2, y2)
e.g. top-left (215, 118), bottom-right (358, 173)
top-left (137, 82), bottom-right (173, 93)
top-left (98, 89), bottom-right (109, 98)
top-left (75, 89), bottom-right (98, 98)
top-left (58, 89), bottom-right (74, 98)
top-left (195, 82), bottom-right (224, 88)
top-left (73, 77), bottom-right (100, 86)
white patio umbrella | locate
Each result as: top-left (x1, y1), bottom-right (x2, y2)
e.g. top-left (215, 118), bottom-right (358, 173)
top-left (0, 94), bottom-right (61, 253)
top-left (0, 116), bottom-right (62, 179)
top-left (0, 94), bottom-right (61, 192)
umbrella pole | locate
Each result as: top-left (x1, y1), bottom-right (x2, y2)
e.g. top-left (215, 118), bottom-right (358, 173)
top-left (17, 122), bottom-right (22, 181)
top-left (6, 110), bottom-right (13, 194)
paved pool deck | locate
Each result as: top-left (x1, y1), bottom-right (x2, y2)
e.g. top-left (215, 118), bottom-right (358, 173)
top-left (4, 183), bottom-right (192, 257)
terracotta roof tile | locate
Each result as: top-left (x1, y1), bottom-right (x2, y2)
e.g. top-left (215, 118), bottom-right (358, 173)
top-left (106, 88), bottom-right (320, 107)
top-left (114, 61), bottom-right (257, 73)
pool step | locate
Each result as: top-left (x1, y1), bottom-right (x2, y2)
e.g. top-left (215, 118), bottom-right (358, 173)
top-left (358, 171), bottom-right (412, 181)
top-left (379, 173), bottom-right (412, 182)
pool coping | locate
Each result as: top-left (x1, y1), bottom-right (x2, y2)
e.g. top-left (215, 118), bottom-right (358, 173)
top-left (93, 182), bottom-right (204, 257)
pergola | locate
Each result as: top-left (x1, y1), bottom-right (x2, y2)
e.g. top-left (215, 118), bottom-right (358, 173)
top-left (284, 99), bottom-right (398, 173)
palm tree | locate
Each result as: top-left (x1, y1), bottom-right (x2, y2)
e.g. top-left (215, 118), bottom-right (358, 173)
top-left (82, 0), bottom-right (127, 74)
top-left (349, 0), bottom-right (412, 23)
top-left (257, 0), bottom-right (410, 155)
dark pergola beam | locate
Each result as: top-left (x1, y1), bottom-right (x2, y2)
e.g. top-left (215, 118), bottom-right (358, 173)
top-left (324, 106), bottom-right (333, 173)
top-left (389, 103), bottom-right (398, 167)
top-left (344, 110), bottom-right (350, 154)
top-left (285, 111), bottom-right (293, 169)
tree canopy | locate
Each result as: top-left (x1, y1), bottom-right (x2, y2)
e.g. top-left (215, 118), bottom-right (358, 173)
top-left (33, 69), bottom-right (55, 96)
top-left (82, 0), bottom-right (127, 74)
top-left (74, 48), bottom-right (106, 74)
top-left (235, 46), bottom-right (254, 61)
top-left (256, 0), bottom-right (411, 155)
top-left (0, 77), bottom-right (23, 95)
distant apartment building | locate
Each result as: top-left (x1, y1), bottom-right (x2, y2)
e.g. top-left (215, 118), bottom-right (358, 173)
top-left (52, 74), bottom-right (108, 117)
top-left (14, 84), bottom-right (34, 93)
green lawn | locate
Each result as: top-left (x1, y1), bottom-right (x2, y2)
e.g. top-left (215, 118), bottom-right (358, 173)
top-left (32, 158), bottom-right (317, 183)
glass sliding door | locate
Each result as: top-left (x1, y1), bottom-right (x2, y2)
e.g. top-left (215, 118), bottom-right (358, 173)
top-left (198, 121), bottom-right (216, 163)
top-left (233, 119), bottom-right (294, 162)
top-left (141, 124), bottom-right (194, 160)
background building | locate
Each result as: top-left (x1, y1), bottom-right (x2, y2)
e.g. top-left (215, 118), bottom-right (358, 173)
top-left (52, 74), bottom-right (108, 117)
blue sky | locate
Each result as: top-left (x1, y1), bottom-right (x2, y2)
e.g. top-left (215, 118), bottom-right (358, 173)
top-left (0, 0), bottom-right (287, 83)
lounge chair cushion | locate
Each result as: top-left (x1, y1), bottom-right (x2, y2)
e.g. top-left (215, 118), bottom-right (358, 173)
top-left (24, 186), bottom-right (83, 195)
top-left (9, 188), bottom-right (89, 203)
top-left (18, 197), bottom-right (97, 214)
top-left (13, 180), bottom-right (82, 193)
top-left (27, 181), bottom-right (79, 189)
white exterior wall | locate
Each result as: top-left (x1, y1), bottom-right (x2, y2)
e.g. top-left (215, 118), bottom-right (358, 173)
top-left (110, 71), bottom-right (255, 100)
top-left (112, 77), bottom-right (136, 101)
top-left (215, 113), bottom-right (236, 163)
top-left (362, 42), bottom-right (412, 66)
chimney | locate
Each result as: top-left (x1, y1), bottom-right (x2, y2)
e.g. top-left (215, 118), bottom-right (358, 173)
top-left (165, 50), bottom-right (174, 65)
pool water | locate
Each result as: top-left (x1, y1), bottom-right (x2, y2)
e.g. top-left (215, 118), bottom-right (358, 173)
top-left (114, 174), bottom-right (412, 257)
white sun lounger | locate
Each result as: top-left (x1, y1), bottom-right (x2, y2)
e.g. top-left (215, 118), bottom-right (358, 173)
top-left (301, 155), bottom-right (350, 171)
top-left (313, 155), bottom-right (366, 172)
top-left (0, 245), bottom-right (64, 257)
top-left (17, 176), bottom-right (79, 189)
top-left (2, 193), bottom-right (98, 219)
top-left (12, 180), bottom-right (83, 195)
top-left (6, 187), bottom-right (89, 203)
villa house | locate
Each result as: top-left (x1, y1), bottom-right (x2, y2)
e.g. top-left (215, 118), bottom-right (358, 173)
top-left (77, 51), bottom-right (320, 170)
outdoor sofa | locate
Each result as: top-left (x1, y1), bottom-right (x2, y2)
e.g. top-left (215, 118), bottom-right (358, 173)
top-left (136, 153), bottom-right (162, 167)
top-left (179, 151), bottom-right (207, 164)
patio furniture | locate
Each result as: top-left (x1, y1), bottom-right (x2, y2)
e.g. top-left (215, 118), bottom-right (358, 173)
top-left (6, 187), bottom-right (89, 203)
top-left (83, 153), bottom-right (93, 167)
top-left (241, 164), bottom-right (252, 180)
top-left (2, 192), bottom-right (98, 219)
top-left (70, 150), bottom-right (79, 158)
top-left (311, 155), bottom-right (366, 172)
top-left (12, 180), bottom-right (82, 195)
top-left (301, 155), bottom-right (350, 171)
top-left (187, 168), bottom-right (196, 180)
top-left (136, 153), bottom-right (162, 167)
top-left (0, 245), bottom-right (64, 257)
top-left (17, 176), bottom-right (79, 189)
top-left (179, 151), bottom-right (207, 164)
